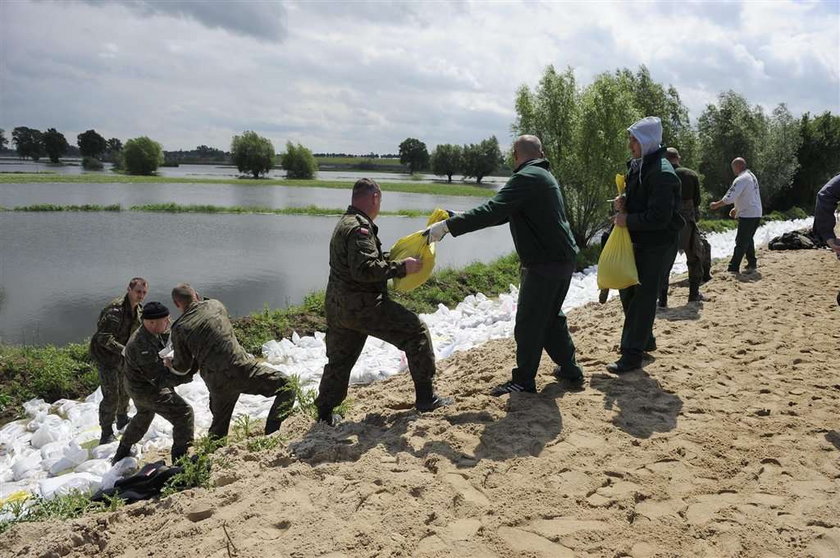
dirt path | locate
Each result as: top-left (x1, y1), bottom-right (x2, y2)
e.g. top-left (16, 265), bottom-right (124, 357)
top-left (3, 247), bottom-right (839, 557)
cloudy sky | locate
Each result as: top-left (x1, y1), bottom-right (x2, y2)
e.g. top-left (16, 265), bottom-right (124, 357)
top-left (1, 0), bottom-right (838, 154)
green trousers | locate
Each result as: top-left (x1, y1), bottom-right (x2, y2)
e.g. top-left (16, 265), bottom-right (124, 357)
top-left (122, 387), bottom-right (194, 454)
top-left (511, 262), bottom-right (581, 389)
top-left (97, 363), bottom-right (129, 430)
top-left (619, 240), bottom-right (676, 360)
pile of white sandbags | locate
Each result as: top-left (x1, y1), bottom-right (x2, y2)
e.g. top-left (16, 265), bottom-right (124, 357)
top-left (0, 218), bottom-right (814, 504)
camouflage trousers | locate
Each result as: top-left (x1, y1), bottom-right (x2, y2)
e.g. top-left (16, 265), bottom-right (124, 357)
top-left (203, 364), bottom-right (294, 439)
top-left (122, 387), bottom-right (194, 453)
top-left (315, 295), bottom-right (436, 414)
top-left (97, 363), bottom-right (129, 430)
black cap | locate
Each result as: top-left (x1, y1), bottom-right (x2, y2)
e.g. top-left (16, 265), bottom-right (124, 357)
top-left (142, 301), bottom-right (170, 320)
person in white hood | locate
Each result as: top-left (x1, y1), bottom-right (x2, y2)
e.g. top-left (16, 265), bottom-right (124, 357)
top-left (609, 116), bottom-right (683, 374)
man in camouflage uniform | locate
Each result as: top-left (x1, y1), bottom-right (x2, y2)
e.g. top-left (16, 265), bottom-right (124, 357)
top-left (90, 277), bottom-right (147, 445)
top-left (169, 284), bottom-right (293, 439)
top-left (112, 301), bottom-right (194, 464)
top-left (315, 178), bottom-right (452, 425)
top-left (660, 147), bottom-right (708, 306)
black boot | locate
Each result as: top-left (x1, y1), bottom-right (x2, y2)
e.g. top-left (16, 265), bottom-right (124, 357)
top-left (658, 288), bottom-right (668, 308)
top-left (171, 444), bottom-right (189, 464)
top-left (99, 426), bottom-right (115, 446)
top-left (688, 284), bottom-right (707, 302)
top-left (116, 414), bottom-right (131, 430)
top-left (317, 408), bottom-right (340, 427)
top-left (415, 382), bottom-right (453, 412)
top-left (111, 442), bottom-right (131, 465)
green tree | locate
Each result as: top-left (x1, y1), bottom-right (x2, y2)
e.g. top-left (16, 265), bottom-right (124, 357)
top-left (754, 104), bottom-right (802, 210)
top-left (231, 131), bottom-right (275, 178)
top-left (12, 127), bottom-right (44, 161)
top-left (0, 129), bottom-right (7, 151)
top-left (462, 136), bottom-right (502, 184)
top-left (279, 141), bottom-right (317, 179)
top-left (77, 129), bottom-right (107, 159)
top-left (790, 111), bottom-right (840, 210)
top-left (42, 128), bottom-right (69, 163)
top-left (430, 144), bottom-right (463, 182)
top-left (398, 137), bottom-right (429, 174)
top-left (106, 138), bottom-right (122, 154)
top-left (122, 136), bottom-right (164, 175)
top-left (697, 91), bottom-right (766, 198)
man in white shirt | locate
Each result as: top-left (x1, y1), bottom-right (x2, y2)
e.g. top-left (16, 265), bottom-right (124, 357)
top-left (710, 158), bottom-right (763, 273)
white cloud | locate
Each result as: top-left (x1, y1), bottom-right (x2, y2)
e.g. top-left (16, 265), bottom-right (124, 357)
top-left (0, 0), bottom-right (837, 154)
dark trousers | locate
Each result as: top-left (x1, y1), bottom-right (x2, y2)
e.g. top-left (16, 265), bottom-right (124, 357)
top-left (98, 363), bottom-right (129, 430)
top-left (619, 240), bottom-right (675, 360)
top-left (205, 365), bottom-right (294, 439)
top-left (316, 298), bottom-right (435, 414)
top-left (728, 217), bottom-right (760, 271)
top-left (511, 262), bottom-right (581, 389)
top-left (122, 388), bottom-right (194, 453)
top-left (663, 221), bottom-right (704, 288)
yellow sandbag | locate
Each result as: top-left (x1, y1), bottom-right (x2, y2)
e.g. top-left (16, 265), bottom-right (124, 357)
top-left (596, 174), bottom-right (639, 290)
top-left (390, 208), bottom-right (450, 292)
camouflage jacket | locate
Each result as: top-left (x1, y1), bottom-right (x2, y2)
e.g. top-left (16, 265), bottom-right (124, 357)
top-left (123, 325), bottom-right (180, 398)
top-left (89, 294), bottom-right (142, 369)
top-left (170, 298), bottom-right (257, 389)
top-left (325, 206), bottom-right (406, 318)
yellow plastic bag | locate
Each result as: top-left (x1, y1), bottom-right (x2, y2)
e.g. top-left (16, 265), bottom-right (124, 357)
top-left (390, 208), bottom-right (450, 292)
top-left (596, 174), bottom-right (639, 290)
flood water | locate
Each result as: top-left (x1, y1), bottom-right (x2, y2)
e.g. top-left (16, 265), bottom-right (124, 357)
top-left (0, 158), bottom-right (509, 187)
top-left (0, 211), bottom-right (515, 346)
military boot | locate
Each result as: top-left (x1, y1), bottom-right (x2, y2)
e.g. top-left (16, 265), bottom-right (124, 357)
top-left (688, 284), bottom-right (707, 302)
top-left (99, 426), bottom-right (116, 446)
top-left (658, 288), bottom-right (668, 308)
top-left (170, 444), bottom-right (189, 464)
top-left (111, 442), bottom-right (131, 465)
top-left (415, 382), bottom-right (453, 412)
top-left (115, 414), bottom-right (131, 430)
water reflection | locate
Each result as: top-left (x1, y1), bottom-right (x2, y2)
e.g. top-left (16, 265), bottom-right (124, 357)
top-left (0, 212), bottom-right (514, 345)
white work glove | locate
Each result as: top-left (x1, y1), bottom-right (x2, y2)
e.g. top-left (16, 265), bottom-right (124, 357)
top-left (424, 220), bottom-right (449, 243)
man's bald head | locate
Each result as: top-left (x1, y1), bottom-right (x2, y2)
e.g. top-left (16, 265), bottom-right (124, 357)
top-left (513, 135), bottom-right (544, 166)
top-left (665, 147), bottom-right (681, 164)
top-left (731, 157), bottom-right (747, 174)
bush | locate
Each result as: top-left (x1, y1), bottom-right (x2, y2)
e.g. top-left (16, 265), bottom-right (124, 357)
top-left (231, 131), bottom-right (275, 178)
top-left (122, 137), bottom-right (164, 175)
top-left (279, 141), bottom-right (317, 179)
top-left (81, 157), bottom-right (103, 170)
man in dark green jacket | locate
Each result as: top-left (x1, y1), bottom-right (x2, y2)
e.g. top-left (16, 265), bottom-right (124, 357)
top-left (609, 117), bottom-right (682, 373)
top-left (315, 178), bottom-right (452, 425)
top-left (424, 135), bottom-right (584, 395)
top-left (90, 277), bottom-right (147, 444)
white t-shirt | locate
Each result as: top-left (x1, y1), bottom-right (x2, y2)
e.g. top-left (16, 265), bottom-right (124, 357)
top-left (722, 170), bottom-right (763, 218)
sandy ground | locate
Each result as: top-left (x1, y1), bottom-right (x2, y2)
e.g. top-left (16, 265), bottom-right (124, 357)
top-left (2, 247), bottom-right (839, 558)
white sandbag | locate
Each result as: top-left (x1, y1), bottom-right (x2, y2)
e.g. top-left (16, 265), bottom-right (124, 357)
top-left (39, 441), bottom-right (66, 461)
top-left (12, 452), bottom-right (42, 481)
top-left (91, 441), bottom-right (119, 460)
top-left (22, 399), bottom-right (49, 418)
top-left (48, 442), bottom-right (89, 475)
top-left (30, 419), bottom-right (71, 449)
top-left (100, 457), bottom-right (139, 491)
top-left (75, 459), bottom-right (112, 477)
top-left (38, 472), bottom-right (101, 500)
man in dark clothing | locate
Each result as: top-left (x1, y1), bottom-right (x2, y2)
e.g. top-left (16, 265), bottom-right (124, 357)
top-left (609, 117), bottom-right (682, 373)
top-left (112, 302), bottom-right (194, 464)
top-left (660, 147), bottom-right (707, 306)
top-left (424, 135), bottom-right (584, 395)
top-left (90, 277), bottom-right (147, 445)
top-left (315, 179), bottom-right (452, 425)
top-left (169, 285), bottom-right (294, 439)
top-left (813, 173), bottom-right (840, 259)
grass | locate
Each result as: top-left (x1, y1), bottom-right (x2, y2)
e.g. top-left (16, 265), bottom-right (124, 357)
top-left (0, 490), bottom-right (124, 535)
top-left (130, 203), bottom-right (429, 218)
top-left (0, 172), bottom-right (494, 198)
top-left (4, 203), bottom-right (122, 212)
top-left (161, 436), bottom-right (228, 497)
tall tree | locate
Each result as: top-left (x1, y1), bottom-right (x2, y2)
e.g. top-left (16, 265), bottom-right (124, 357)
top-left (12, 127), bottom-right (44, 161)
top-left (791, 111), bottom-right (840, 210)
top-left (77, 129), bottom-right (107, 159)
top-left (280, 141), bottom-right (317, 179)
top-left (231, 131), bottom-right (275, 178)
top-left (754, 104), bottom-right (802, 210)
top-left (0, 128), bottom-right (7, 151)
top-left (42, 128), bottom-right (69, 163)
top-left (462, 136), bottom-right (502, 184)
top-left (430, 144), bottom-right (463, 182)
top-left (398, 138), bottom-right (429, 174)
top-left (106, 138), bottom-right (122, 154)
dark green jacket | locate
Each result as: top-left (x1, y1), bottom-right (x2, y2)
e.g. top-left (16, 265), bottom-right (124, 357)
top-left (624, 147), bottom-right (682, 246)
top-left (674, 164), bottom-right (702, 222)
top-left (123, 326), bottom-right (183, 398)
top-left (170, 298), bottom-right (258, 389)
top-left (446, 158), bottom-right (579, 265)
top-left (89, 294), bottom-right (142, 369)
top-left (327, 206), bottom-right (406, 298)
